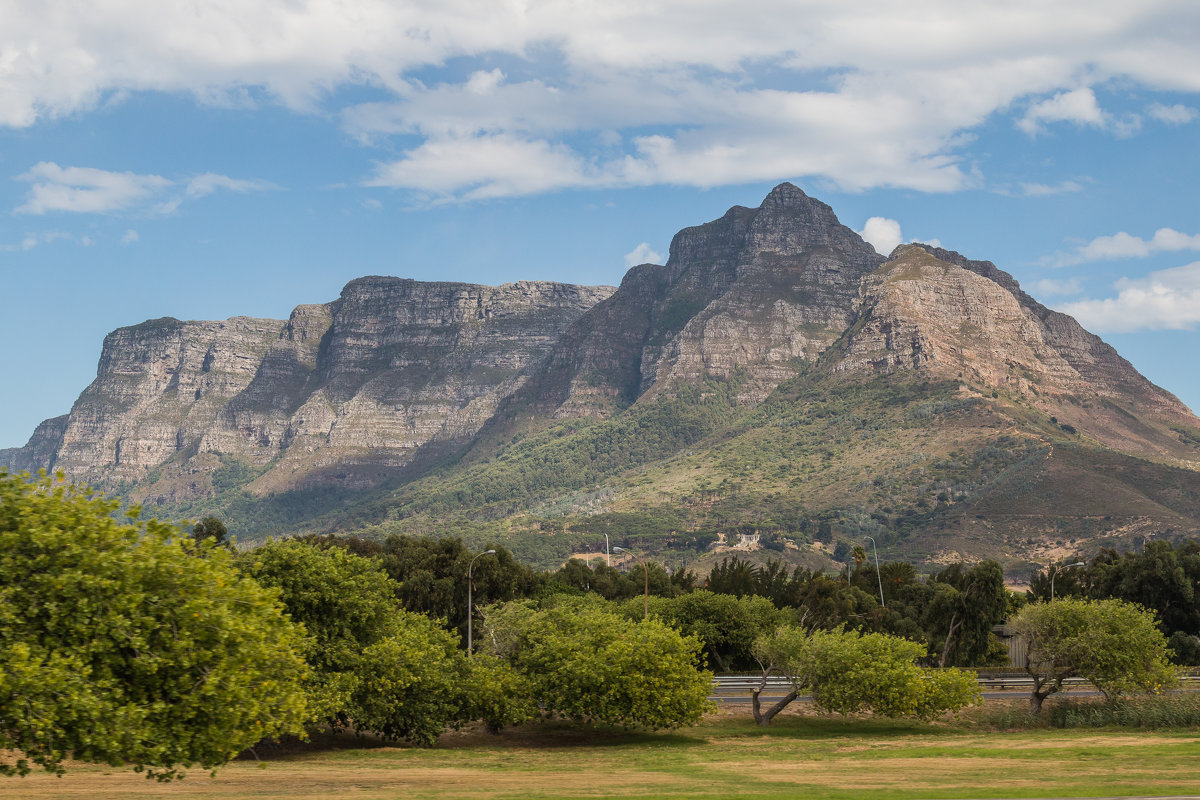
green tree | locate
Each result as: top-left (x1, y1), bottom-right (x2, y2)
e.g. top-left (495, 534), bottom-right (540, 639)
top-left (190, 515), bottom-right (229, 548)
top-left (924, 561), bottom-right (1008, 667)
top-left (378, 535), bottom-right (543, 638)
top-left (616, 590), bottom-right (783, 671)
top-left (241, 539), bottom-right (524, 744)
top-left (1011, 598), bottom-right (1178, 711)
top-left (482, 599), bottom-right (713, 730)
top-left (750, 625), bottom-right (980, 725)
top-left (0, 472), bottom-right (309, 779)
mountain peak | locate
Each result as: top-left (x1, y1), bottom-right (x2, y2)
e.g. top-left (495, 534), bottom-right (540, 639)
top-left (760, 181), bottom-right (808, 206)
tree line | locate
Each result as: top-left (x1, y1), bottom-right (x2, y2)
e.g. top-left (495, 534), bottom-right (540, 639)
top-left (0, 470), bottom-right (1188, 780)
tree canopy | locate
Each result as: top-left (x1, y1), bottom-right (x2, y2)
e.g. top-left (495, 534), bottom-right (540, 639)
top-left (240, 538), bottom-right (520, 744)
top-left (0, 472), bottom-right (309, 779)
top-left (1011, 598), bottom-right (1178, 711)
top-left (482, 598), bottom-right (713, 730)
top-left (750, 625), bottom-right (980, 725)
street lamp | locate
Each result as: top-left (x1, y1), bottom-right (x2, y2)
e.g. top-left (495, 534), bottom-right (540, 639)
top-left (864, 535), bottom-right (885, 608)
top-left (1049, 561), bottom-right (1085, 601)
top-left (613, 546), bottom-right (649, 619)
top-left (467, 549), bottom-right (496, 654)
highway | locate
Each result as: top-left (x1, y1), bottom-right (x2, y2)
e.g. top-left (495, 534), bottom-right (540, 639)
top-left (708, 672), bottom-right (1200, 703)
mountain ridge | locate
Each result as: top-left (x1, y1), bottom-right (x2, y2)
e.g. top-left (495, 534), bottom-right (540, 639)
top-left (5, 183), bottom-right (1200, 572)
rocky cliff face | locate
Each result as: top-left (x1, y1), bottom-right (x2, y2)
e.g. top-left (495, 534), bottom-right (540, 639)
top-left (834, 244), bottom-right (1198, 461)
top-left (4, 279), bottom-right (611, 499)
top-left (51, 316), bottom-right (287, 487)
top-left (505, 182), bottom-right (885, 420)
top-left (5, 182), bottom-right (1199, 513)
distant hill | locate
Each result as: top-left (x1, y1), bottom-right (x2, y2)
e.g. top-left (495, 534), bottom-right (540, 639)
top-left (6, 184), bottom-right (1200, 575)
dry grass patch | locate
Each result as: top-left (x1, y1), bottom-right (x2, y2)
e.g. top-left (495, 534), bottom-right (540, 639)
top-left (6, 717), bottom-right (1200, 800)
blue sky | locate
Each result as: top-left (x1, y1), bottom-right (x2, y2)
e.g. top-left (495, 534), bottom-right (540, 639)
top-left (3, 1), bottom-right (1200, 448)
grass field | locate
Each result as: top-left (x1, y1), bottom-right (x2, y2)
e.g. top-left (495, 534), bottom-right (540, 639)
top-left (8, 706), bottom-right (1200, 800)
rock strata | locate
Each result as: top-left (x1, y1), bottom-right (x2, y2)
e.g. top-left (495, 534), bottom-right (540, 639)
top-left (5, 183), bottom-right (1198, 503)
top-left (4, 279), bottom-right (611, 498)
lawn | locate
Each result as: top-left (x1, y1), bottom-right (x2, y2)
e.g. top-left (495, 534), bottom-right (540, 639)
top-left (8, 707), bottom-right (1200, 800)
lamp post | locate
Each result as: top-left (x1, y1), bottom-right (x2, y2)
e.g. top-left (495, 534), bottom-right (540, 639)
top-left (467, 549), bottom-right (496, 654)
top-left (864, 535), bottom-right (885, 609)
top-left (613, 546), bottom-right (649, 619)
top-left (1049, 561), bottom-right (1085, 601)
top-left (604, 533), bottom-right (611, 566)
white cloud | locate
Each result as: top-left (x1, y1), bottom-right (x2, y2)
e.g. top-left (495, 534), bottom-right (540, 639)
top-left (1054, 227), bottom-right (1200, 265)
top-left (1017, 87), bottom-right (1144, 138)
top-left (2, 2), bottom-right (1199, 198)
top-left (1147, 102), bottom-right (1198, 124)
top-left (185, 173), bottom-right (276, 198)
top-left (120, 228), bottom-right (139, 244)
top-left (1019, 180), bottom-right (1084, 197)
top-left (1059, 261), bottom-right (1200, 332)
top-left (1032, 277), bottom-right (1083, 296)
top-left (858, 217), bottom-right (903, 256)
top-left (624, 242), bottom-right (663, 267)
top-left (2, 229), bottom-right (86, 251)
top-left (13, 163), bottom-right (276, 215)
top-left (1018, 88), bottom-right (1106, 135)
top-left (15, 162), bottom-right (172, 214)
top-left (367, 134), bottom-right (593, 200)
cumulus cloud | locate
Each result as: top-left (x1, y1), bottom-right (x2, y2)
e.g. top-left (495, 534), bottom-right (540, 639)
top-left (2, 2), bottom-right (1199, 198)
top-left (15, 162), bottom-right (172, 214)
top-left (1016, 88), bottom-right (1142, 137)
top-left (13, 163), bottom-right (275, 215)
top-left (1147, 102), bottom-right (1198, 124)
top-left (1018, 88), bottom-right (1107, 134)
top-left (1053, 227), bottom-right (1200, 265)
top-left (858, 217), bottom-right (904, 256)
top-left (624, 242), bottom-right (663, 267)
top-left (1059, 262), bottom-right (1200, 332)
top-left (1019, 179), bottom-right (1084, 197)
top-left (366, 134), bottom-right (592, 201)
top-left (0, 229), bottom-right (87, 251)
top-left (185, 173), bottom-right (276, 198)
top-left (120, 228), bottom-right (139, 244)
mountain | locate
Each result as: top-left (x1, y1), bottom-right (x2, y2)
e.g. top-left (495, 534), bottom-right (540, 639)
top-left (6, 184), bottom-right (1200, 573)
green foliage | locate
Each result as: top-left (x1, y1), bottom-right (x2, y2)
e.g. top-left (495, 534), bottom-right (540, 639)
top-left (209, 457), bottom-right (267, 494)
top-left (394, 376), bottom-right (746, 519)
top-left (376, 535), bottom-right (544, 639)
top-left (552, 558), bottom-right (685, 603)
top-left (616, 590), bottom-right (784, 671)
top-left (0, 472), bottom-right (309, 779)
top-left (482, 600), bottom-right (713, 730)
top-left (922, 561), bottom-right (1008, 667)
top-left (240, 539), bottom-right (520, 743)
top-left (751, 626), bottom-right (980, 723)
top-left (988, 693), bottom-right (1200, 730)
top-left (1167, 631), bottom-right (1200, 665)
top-left (190, 515), bottom-right (229, 547)
top-left (1011, 598), bottom-right (1179, 711)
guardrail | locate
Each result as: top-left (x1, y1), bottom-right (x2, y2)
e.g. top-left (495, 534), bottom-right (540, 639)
top-left (711, 673), bottom-right (1200, 693)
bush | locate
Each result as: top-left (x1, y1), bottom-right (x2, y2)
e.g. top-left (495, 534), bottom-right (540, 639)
top-left (987, 694), bottom-right (1200, 730)
top-left (482, 599), bottom-right (713, 730)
